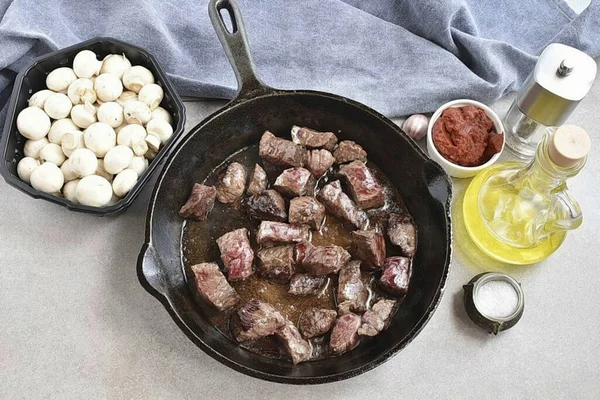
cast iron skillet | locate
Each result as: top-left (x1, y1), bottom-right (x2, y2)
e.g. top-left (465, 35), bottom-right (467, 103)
top-left (138, 0), bottom-right (452, 384)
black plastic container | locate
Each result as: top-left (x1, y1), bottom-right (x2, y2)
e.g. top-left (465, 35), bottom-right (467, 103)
top-left (0, 37), bottom-right (186, 215)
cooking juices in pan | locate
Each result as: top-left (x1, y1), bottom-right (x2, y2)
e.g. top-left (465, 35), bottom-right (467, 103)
top-left (181, 141), bottom-right (414, 362)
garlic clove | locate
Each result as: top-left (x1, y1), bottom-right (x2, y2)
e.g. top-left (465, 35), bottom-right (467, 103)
top-left (67, 78), bottom-right (97, 105)
top-left (73, 50), bottom-right (102, 78)
top-left (44, 93), bottom-right (72, 120)
top-left (17, 106), bottom-right (51, 140)
top-left (138, 83), bottom-right (164, 111)
top-left (24, 137), bottom-right (49, 159)
top-left (402, 114), bottom-right (429, 141)
top-left (99, 54), bottom-right (132, 79)
top-left (146, 118), bottom-right (173, 145)
top-left (17, 157), bottom-right (41, 184)
top-left (123, 100), bottom-right (151, 125)
top-left (122, 66), bottom-right (154, 93)
top-left (151, 106), bottom-right (172, 125)
top-left (94, 73), bottom-right (123, 102)
top-left (97, 101), bottom-right (124, 128)
top-left (46, 67), bottom-right (77, 92)
top-left (28, 89), bottom-right (55, 108)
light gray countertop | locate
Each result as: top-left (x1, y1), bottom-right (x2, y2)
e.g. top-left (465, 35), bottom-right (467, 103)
top-left (1, 62), bottom-right (599, 399)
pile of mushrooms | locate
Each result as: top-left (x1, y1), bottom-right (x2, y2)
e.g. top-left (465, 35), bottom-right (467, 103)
top-left (16, 49), bottom-right (174, 207)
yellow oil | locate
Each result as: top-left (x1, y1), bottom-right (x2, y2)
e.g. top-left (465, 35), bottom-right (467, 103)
top-left (463, 162), bottom-right (566, 265)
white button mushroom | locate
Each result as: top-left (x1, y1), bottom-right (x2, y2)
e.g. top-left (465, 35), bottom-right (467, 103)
top-left (96, 102), bottom-right (124, 128)
top-left (67, 78), bottom-right (97, 105)
top-left (46, 67), bottom-right (77, 92)
top-left (94, 73), bottom-right (123, 102)
top-left (39, 143), bottom-right (66, 166)
top-left (48, 118), bottom-right (80, 144)
top-left (73, 50), bottom-right (102, 78)
top-left (146, 118), bottom-right (173, 145)
top-left (103, 145), bottom-right (134, 175)
top-left (95, 159), bottom-right (113, 182)
top-left (23, 137), bottom-right (49, 158)
top-left (60, 159), bottom-right (79, 182)
top-left (17, 106), bottom-right (51, 140)
top-left (83, 122), bottom-right (116, 157)
top-left (43, 93), bottom-right (72, 120)
top-left (112, 168), bottom-right (138, 197)
top-left (151, 106), bottom-right (172, 125)
top-left (144, 133), bottom-right (160, 152)
top-left (60, 131), bottom-right (84, 157)
top-left (17, 157), bottom-right (40, 183)
top-left (138, 83), bottom-right (163, 111)
top-left (123, 100), bottom-right (151, 125)
top-left (30, 162), bottom-right (64, 194)
top-left (128, 156), bottom-right (148, 176)
top-left (116, 124), bottom-right (146, 147)
top-left (76, 175), bottom-right (113, 206)
top-left (122, 66), bottom-right (154, 93)
top-left (131, 139), bottom-right (148, 156)
top-left (71, 102), bottom-right (97, 129)
top-left (62, 179), bottom-right (81, 204)
top-left (99, 54), bottom-right (132, 79)
top-left (28, 89), bottom-right (55, 108)
top-left (116, 91), bottom-right (138, 107)
top-left (69, 148), bottom-right (98, 177)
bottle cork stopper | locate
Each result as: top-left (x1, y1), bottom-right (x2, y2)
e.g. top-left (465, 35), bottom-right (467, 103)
top-left (548, 125), bottom-right (591, 167)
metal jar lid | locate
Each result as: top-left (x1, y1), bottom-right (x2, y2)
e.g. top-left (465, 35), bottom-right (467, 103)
top-left (463, 272), bottom-right (525, 334)
top-left (516, 43), bottom-right (597, 126)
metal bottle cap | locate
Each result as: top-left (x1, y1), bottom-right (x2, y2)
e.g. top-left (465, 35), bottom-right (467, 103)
top-left (463, 272), bottom-right (525, 334)
top-left (516, 43), bottom-right (597, 126)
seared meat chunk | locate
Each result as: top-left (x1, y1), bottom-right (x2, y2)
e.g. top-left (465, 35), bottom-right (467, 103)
top-left (190, 263), bottom-right (240, 311)
top-left (256, 245), bottom-right (295, 283)
top-left (259, 131), bottom-right (306, 167)
top-left (358, 299), bottom-right (396, 337)
top-left (295, 241), bottom-right (351, 276)
top-left (288, 196), bottom-right (326, 229)
top-left (234, 299), bottom-right (286, 342)
top-left (216, 228), bottom-right (254, 280)
top-left (244, 189), bottom-right (287, 222)
top-left (299, 308), bottom-right (338, 338)
top-left (333, 140), bottom-right (367, 164)
top-left (178, 184), bottom-right (216, 221)
top-left (275, 320), bottom-right (311, 364)
top-left (247, 163), bottom-right (268, 195)
top-left (351, 230), bottom-right (386, 269)
top-left (337, 261), bottom-right (368, 314)
top-left (330, 313), bottom-right (361, 355)
top-left (216, 162), bottom-right (247, 204)
top-left (387, 213), bottom-right (417, 257)
top-left (257, 221), bottom-right (310, 245)
top-left (290, 125), bottom-right (338, 151)
top-left (305, 149), bottom-right (335, 177)
top-left (273, 167), bottom-right (315, 197)
top-left (380, 256), bottom-right (412, 296)
top-left (288, 274), bottom-right (328, 296)
top-left (317, 180), bottom-right (368, 230)
top-left (338, 161), bottom-right (385, 209)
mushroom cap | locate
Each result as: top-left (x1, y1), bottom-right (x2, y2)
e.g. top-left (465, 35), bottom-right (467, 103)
top-left (94, 73), bottom-right (124, 102)
top-left (138, 83), bottom-right (164, 110)
top-left (39, 143), bottom-right (66, 166)
top-left (122, 66), bottom-right (155, 93)
top-left (44, 93), bottom-right (73, 120)
top-left (69, 148), bottom-right (98, 177)
top-left (146, 118), bottom-right (173, 145)
top-left (73, 50), bottom-right (101, 78)
top-left (62, 179), bottom-right (81, 203)
top-left (23, 137), bottom-right (49, 158)
top-left (83, 122), bottom-right (116, 157)
top-left (48, 118), bottom-right (80, 144)
top-left (17, 157), bottom-right (40, 183)
top-left (97, 102), bottom-right (124, 128)
top-left (28, 89), bottom-right (55, 108)
top-left (30, 162), bottom-right (64, 194)
top-left (112, 168), bottom-right (138, 197)
top-left (103, 145), bottom-right (134, 175)
top-left (46, 67), bottom-right (77, 92)
top-left (76, 175), bottom-right (113, 207)
top-left (71, 103), bottom-right (97, 129)
top-left (17, 106), bottom-right (51, 140)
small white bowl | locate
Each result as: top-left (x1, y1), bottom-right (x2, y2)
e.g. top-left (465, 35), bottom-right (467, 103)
top-left (426, 99), bottom-right (505, 178)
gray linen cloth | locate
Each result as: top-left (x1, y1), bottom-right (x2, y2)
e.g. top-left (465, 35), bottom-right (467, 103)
top-left (0, 0), bottom-right (598, 119)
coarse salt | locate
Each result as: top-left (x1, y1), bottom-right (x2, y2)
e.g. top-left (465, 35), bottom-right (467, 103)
top-left (475, 280), bottom-right (519, 318)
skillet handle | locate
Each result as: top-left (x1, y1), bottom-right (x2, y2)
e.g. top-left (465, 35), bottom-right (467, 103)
top-left (137, 243), bottom-right (167, 299)
top-left (208, 0), bottom-right (271, 99)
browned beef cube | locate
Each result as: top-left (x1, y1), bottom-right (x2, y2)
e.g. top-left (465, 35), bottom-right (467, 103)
top-left (178, 184), bottom-right (216, 220)
top-left (216, 228), bottom-right (254, 280)
top-left (273, 167), bottom-right (315, 197)
top-left (329, 313), bottom-right (361, 355)
top-left (243, 189), bottom-right (287, 222)
top-left (317, 180), bottom-right (368, 230)
top-left (256, 245), bottom-right (295, 283)
top-left (290, 126), bottom-right (338, 151)
top-left (299, 308), bottom-right (338, 338)
top-left (380, 256), bottom-right (412, 296)
top-left (295, 241), bottom-right (351, 275)
top-left (216, 162), bottom-right (247, 204)
top-left (190, 263), bottom-right (240, 311)
top-left (259, 131), bottom-right (306, 167)
top-left (337, 261), bottom-right (368, 314)
top-left (338, 161), bottom-right (385, 209)
top-left (257, 221), bottom-right (310, 245)
top-left (305, 149), bottom-right (335, 177)
top-left (275, 320), bottom-right (311, 364)
top-left (358, 299), bottom-right (396, 337)
top-left (234, 299), bottom-right (286, 342)
top-left (288, 274), bottom-right (328, 296)
top-left (351, 230), bottom-right (386, 269)
top-left (288, 196), bottom-right (326, 229)
top-left (333, 140), bottom-right (367, 164)
top-left (247, 163), bottom-right (268, 195)
top-left (387, 213), bottom-right (417, 257)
